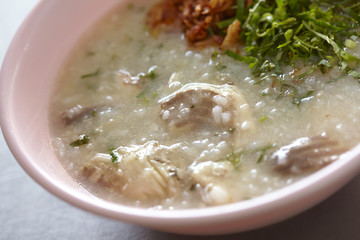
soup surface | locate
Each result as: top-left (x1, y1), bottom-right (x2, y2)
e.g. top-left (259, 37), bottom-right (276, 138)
top-left (50, 0), bottom-right (360, 209)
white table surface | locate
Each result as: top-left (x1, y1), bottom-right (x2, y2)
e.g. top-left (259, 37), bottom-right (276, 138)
top-left (1, 1), bottom-right (360, 239)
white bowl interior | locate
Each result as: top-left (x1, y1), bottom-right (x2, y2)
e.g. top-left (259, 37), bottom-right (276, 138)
top-left (1, 0), bottom-right (360, 235)
top-left (0, 0), bottom-right (122, 195)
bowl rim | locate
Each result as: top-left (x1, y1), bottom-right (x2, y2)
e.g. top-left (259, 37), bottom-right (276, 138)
top-left (1, 0), bottom-right (360, 234)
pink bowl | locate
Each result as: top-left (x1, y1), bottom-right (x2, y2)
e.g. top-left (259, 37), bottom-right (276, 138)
top-left (1, 0), bottom-right (360, 235)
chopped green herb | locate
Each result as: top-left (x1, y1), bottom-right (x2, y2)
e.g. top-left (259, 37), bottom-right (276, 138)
top-left (293, 90), bottom-right (314, 106)
top-left (225, 151), bottom-right (242, 166)
top-left (109, 147), bottom-right (119, 163)
top-left (224, 50), bottom-right (258, 67)
top-left (222, 143), bottom-right (276, 166)
top-left (236, 0), bottom-right (246, 22)
top-left (136, 90), bottom-right (146, 99)
top-left (87, 51), bottom-right (95, 56)
top-left (211, 51), bottom-right (219, 60)
top-left (256, 144), bottom-right (275, 163)
top-left (259, 115), bottom-right (267, 122)
top-left (217, 18), bottom-right (236, 29)
top-left (81, 69), bottom-right (100, 79)
top-left (190, 104), bottom-right (195, 108)
top-left (70, 134), bottom-right (90, 147)
top-left (136, 66), bottom-right (159, 103)
top-left (239, 0), bottom-right (360, 78)
top-left (136, 90), bottom-right (150, 104)
top-left (140, 65), bottom-right (157, 80)
top-left (148, 70), bottom-right (156, 80)
top-left (295, 66), bottom-right (317, 80)
top-left (349, 70), bottom-right (360, 79)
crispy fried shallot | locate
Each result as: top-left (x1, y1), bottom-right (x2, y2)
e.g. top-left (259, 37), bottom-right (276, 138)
top-left (147, 0), bottom-right (249, 46)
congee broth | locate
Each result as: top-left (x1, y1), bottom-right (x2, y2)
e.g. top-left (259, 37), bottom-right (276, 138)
top-left (50, 0), bottom-right (360, 209)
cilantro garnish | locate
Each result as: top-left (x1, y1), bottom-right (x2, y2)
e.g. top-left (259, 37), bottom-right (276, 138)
top-left (70, 134), bottom-right (90, 147)
top-left (109, 147), bottom-right (120, 163)
top-left (81, 69), bottom-right (100, 79)
top-left (234, 0), bottom-right (360, 78)
top-left (223, 143), bottom-right (276, 166)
